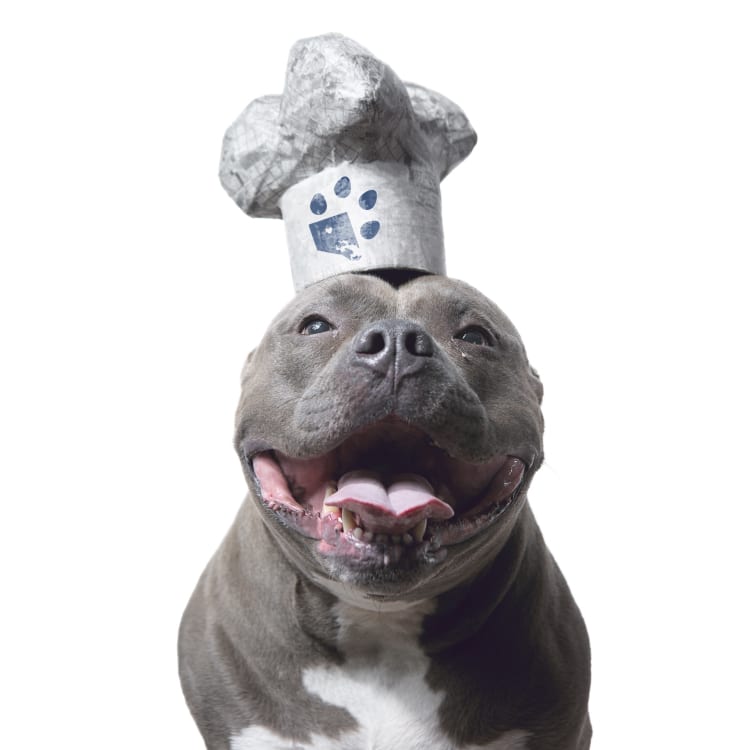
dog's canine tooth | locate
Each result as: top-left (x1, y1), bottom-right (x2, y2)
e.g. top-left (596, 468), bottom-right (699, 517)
top-left (341, 508), bottom-right (356, 532)
top-left (322, 482), bottom-right (339, 517)
top-left (413, 519), bottom-right (428, 543)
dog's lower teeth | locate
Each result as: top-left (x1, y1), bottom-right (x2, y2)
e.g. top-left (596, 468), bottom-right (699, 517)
top-left (413, 519), bottom-right (428, 543)
top-left (339, 517), bottom-right (428, 545)
top-left (322, 483), bottom-right (340, 518)
top-left (341, 508), bottom-right (356, 532)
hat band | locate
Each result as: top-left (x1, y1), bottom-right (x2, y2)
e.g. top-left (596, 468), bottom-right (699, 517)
top-left (280, 162), bottom-right (445, 290)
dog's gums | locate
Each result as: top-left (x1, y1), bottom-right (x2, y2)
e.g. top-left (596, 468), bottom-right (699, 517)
top-left (248, 420), bottom-right (526, 558)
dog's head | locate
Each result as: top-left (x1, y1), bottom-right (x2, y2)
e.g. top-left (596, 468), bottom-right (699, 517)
top-left (235, 272), bottom-right (544, 604)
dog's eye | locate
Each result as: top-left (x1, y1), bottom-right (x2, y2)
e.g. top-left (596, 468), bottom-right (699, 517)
top-left (300, 317), bottom-right (333, 335)
top-left (455, 326), bottom-right (492, 346)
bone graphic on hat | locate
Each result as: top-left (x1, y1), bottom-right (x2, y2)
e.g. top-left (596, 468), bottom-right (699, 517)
top-left (219, 33), bottom-right (477, 291)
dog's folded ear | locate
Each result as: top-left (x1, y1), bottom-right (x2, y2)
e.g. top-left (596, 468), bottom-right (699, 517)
top-left (240, 350), bottom-right (255, 383)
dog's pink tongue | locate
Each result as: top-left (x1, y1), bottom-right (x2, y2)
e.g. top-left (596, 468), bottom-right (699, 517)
top-left (325, 471), bottom-right (454, 535)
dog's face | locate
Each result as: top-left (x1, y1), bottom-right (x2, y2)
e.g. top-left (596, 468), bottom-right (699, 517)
top-left (235, 273), bottom-right (544, 603)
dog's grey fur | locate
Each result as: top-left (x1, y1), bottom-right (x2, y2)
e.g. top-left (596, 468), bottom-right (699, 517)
top-left (179, 273), bottom-right (591, 749)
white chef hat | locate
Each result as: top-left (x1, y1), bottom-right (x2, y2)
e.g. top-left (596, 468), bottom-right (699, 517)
top-left (219, 33), bottom-right (477, 291)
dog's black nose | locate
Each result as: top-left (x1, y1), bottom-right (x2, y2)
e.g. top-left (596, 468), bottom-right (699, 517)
top-left (353, 319), bottom-right (435, 384)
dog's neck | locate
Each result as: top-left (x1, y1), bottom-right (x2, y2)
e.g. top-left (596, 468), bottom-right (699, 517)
top-left (280, 502), bottom-right (549, 655)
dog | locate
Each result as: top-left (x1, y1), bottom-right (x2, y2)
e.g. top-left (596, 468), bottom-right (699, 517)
top-left (179, 271), bottom-right (591, 750)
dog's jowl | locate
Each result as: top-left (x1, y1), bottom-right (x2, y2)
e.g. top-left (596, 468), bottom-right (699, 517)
top-left (179, 32), bottom-right (591, 750)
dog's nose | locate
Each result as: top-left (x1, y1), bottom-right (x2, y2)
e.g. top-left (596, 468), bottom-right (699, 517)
top-left (353, 319), bottom-right (435, 383)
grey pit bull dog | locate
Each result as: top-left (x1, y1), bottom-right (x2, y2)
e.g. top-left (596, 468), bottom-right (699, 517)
top-left (179, 271), bottom-right (592, 749)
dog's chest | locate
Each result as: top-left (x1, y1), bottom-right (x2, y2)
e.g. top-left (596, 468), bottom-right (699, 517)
top-left (302, 600), bottom-right (448, 749)
top-left (230, 600), bottom-right (528, 750)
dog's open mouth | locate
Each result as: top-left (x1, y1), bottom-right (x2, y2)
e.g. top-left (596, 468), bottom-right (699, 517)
top-left (246, 420), bottom-right (526, 559)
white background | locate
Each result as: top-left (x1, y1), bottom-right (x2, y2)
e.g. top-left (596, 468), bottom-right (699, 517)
top-left (1, 2), bottom-right (748, 748)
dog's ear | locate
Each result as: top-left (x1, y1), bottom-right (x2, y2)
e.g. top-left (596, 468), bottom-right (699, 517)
top-left (529, 365), bottom-right (544, 404)
top-left (240, 350), bottom-right (255, 383)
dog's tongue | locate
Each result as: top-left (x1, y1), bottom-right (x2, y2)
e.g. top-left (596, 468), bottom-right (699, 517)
top-left (325, 471), bottom-right (454, 535)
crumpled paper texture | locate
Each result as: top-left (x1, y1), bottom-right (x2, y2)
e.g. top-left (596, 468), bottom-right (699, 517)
top-left (219, 33), bottom-right (477, 219)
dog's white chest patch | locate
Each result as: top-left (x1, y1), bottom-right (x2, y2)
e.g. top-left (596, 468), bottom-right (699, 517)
top-left (230, 600), bottom-right (529, 750)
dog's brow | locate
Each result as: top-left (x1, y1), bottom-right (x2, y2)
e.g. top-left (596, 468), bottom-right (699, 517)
top-left (418, 294), bottom-right (496, 326)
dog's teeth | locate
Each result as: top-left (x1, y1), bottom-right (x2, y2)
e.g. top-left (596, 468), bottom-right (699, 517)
top-left (376, 534), bottom-right (389, 545)
top-left (402, 533), bottom-right (413, 546)
top-left (352, 527), bottom-right (364, 540)
top-left (413, 519), bottom-right (428, 543)
top-left (391, 535), bottom-right (401, 544)
top-left (362, 530), bottom-right (374, 543)
top-left (322, 483), bottom-right (339, 517)
top-left (342, 508), bottom-right (356, 533)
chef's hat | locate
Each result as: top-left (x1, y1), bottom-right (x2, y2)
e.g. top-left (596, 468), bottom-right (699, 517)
top-left (220, 33), bottom-right (476, 291)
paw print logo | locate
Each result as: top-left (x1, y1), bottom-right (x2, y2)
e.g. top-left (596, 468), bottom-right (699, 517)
top-left (308, 176), bottom-right (380, 260)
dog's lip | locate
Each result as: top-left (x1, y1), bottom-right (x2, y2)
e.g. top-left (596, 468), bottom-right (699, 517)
top-left (243, 421), bottom-right (527, 549)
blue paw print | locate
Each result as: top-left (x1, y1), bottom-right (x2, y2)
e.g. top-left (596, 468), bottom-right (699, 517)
top-left (308, 176), bottom-right (380, 260)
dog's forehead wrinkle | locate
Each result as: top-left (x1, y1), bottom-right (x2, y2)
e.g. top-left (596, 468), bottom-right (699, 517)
top-left (276, 276), bottom-right (398, 331)
top-left (399, 276), bottom-right (523, 339)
